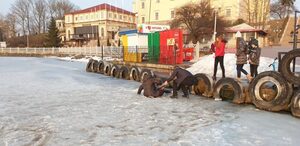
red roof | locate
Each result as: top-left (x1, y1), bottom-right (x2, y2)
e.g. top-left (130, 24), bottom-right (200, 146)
top-left (66, 3), bottom-right (135, 16)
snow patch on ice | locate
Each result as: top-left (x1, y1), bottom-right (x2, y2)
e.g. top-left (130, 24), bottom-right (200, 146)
top-left (49, 56), bottom-right (121, 63)
top-left (187, 53), bottom-right (279, 78)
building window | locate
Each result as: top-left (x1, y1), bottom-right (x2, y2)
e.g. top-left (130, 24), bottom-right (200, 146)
top-left (119, 15), bottom-right (122, 20)
top-left (75, 17), bottom-right (78, 21)
top-left (101, 12), bottom-right (104, 18)
top-left (124, 16), bottom-right (127, 21)
top-left (86, 14), bottom-right (89, 20)
top-left (101, 27), bottom-right (104, 37)
top-left (171, 10), bottom-right (175, 18)
top-left (109, 13), bottom-right (112, 18)
top-left (142, 17), bottom-right (145, 23)
top-left (156, 0), bottom-right (160, 3)
top-left (226, 9), bottom-right (231, 17)
top-left (155, 12), bottom-right (159, 20)
top-left (129, 17), bottom-right (132, 22)
top-left (114, 14), bottom-right (117, 19)
top-left (142, 2), bottom-right (145, 9)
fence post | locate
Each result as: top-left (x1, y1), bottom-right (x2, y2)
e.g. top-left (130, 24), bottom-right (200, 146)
top-left (96, 46), bottom-right (98, 56)
top-left (101, 45), bottom-right (104, 60)
top-left (90, 47), bottom-right (92, 56)
top-left (10, 48), bottom-right (11, 54)
top-left (136, 45), bottom-right (138, 62)
top-left (110, 46), bottom-right (112, 57)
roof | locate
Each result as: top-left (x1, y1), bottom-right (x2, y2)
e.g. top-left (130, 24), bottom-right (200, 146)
top-left (66, 3), bottom-right (135, 16)
top-left (225, 23), bottom-right (267, 34)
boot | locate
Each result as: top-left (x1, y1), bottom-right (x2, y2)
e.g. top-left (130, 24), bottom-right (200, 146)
top-left (246, 74), bottom-right (253, 82)
top-left (212, 76), bottom-right (216, 81)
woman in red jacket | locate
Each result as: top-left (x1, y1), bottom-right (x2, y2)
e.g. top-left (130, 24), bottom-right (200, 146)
top-left (212, 35), bottom-right (226, 80)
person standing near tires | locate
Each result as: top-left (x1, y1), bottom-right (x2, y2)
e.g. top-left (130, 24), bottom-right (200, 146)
top-left (160, 66), bottom-right (197, 98)
top-left (248, 38), bottom-right (261, 78)
top-left (236, 37), bottom-right (252, 82)
top-left (212, 35), bottom-right (226, 81)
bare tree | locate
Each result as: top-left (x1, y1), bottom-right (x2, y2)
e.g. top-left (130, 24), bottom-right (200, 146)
top-left (11, 0), bottom-right (32, 35)
top-left (32, 0), bottom-right (47, 34)
top-left (170, 0), bottom-right (227, 43)
top-left (48, 0), bottom-right (78, 19)
top-left (241, 0), bottom-right (270, 30)
top-left (270, 0), bottom-right (290, 19)
top-left (5, 13), bottom-right (17, 37)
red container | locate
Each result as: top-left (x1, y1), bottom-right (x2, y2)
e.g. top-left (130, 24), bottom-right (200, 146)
top-left (183, 48), bottom-right (194, 61)
top-left (159, 29), bottom-right (183, 64)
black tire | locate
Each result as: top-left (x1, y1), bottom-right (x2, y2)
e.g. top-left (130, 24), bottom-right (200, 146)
top-left (194, 73), bottom-right (214, 97)
top-left (130, 66), bottom-right (141, 81)
top-left (86, 59), bottom-right (93, 72)
top-left (140, 69), bottom-right (155, 83)
top-left (279, 49), bottom-right (300, 85)
top-left (97, 60), bottom-right (105, 74)
top-left (291, 90), bottom-right (300, 118)
top-left (119, 65), bottom-right (130, 80)
top-left (91, 60), bottom-right (99, 72)
top-left (110, 64), bottom-right (120, 78)
top-left (249, 71), bottom-right (293, 112)
top-left (103, 62), bottom-right (112, 76)
top-left (213, 77), bottom-right (245, 104)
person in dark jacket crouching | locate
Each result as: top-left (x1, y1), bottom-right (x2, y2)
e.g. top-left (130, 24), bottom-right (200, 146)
top-left (160, 66), bottom-right (197, 98)
top-left (137, 75), bottom-right (167, 98)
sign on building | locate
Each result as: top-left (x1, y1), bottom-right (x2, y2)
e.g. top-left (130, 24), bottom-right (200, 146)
top-left (137, 24), bottom-right (170, 33)
top-left (0, 42), bottom-right (6, 48)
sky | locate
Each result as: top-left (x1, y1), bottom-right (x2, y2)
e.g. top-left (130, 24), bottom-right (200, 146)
top-left (0, 0), bottom-right (134, 16)
top-left (0, 0), bottom-right (299, 16)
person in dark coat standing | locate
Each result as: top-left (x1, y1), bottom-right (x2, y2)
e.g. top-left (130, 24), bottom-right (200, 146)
top-left (160, 66), bottom-right (197, 98)
top-left (212, 35), bottom-right (226, 80)
top-left (236, 37), bottom-right (252, 82)
top-left (248, 38), bottom-right (261, 77)
top-left (137, 75), bottom-right (165, 98)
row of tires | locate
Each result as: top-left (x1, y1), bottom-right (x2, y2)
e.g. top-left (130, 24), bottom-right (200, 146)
top-left (86, 56), bottom-right (300, 119)
top-left (86, 59), bottom-right (155, 83)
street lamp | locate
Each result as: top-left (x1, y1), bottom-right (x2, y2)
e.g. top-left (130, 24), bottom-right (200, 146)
top-left (212, 6), bottom-right (220, 42)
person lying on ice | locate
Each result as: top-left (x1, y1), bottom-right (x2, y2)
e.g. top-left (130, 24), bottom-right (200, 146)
top-left (137, 75), bottom-right (169, 98)
top-left (160, 66), bottom-right (197, 98)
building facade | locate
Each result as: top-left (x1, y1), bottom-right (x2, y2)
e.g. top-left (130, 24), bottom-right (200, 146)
top-left (64, 3), bottom-right (136, 47)
top-left (132, 0), bottom-right (270, 25)
top-left (56, 20), bottom-right (66, 42)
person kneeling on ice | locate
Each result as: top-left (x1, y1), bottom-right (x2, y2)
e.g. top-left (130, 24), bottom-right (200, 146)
top-left (160, 66), bottom-right (197, 98)
top-left (137, 75), bottom-right (169, 98)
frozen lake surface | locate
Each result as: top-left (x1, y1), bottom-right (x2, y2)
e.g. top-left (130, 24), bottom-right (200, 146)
top-left (0, 57), bottom-right (300, 146)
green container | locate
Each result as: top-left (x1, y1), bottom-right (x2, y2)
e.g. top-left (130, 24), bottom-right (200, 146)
top-left (148, 32), bottom-right (160, 63)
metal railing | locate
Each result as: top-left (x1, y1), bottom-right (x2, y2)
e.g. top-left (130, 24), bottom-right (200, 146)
top-left (0, 46), bottom-right (123, 58)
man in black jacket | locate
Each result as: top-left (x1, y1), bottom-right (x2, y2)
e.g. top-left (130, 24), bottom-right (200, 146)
top-left (161, 66), bottom-right (197, 98)
top-left (137, 75), bottom-right (165, 98)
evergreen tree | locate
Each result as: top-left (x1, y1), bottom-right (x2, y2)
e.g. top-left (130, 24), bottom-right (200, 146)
top-left (47, 17), bottom-right (61, 47)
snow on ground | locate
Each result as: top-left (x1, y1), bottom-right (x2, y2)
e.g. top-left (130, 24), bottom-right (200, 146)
top-left (1, 57), bottom-right (300, 145)
top-left (49, 56), bottom-right (121, 63)
top-left (188, 53), bottom-right (281, 78)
